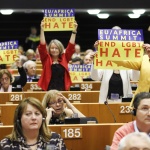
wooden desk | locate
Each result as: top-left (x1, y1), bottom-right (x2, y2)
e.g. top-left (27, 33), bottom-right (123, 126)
top-left (0, 103), bottom-right (134, 125)
top-left (0, 91), bottom-right (99, 104)
top-left (23, 81), bottom-right (138, 91)
top-left (23, 81), bottom-right (101, 91)
top-left (0, 123), bottom-right (123, 150)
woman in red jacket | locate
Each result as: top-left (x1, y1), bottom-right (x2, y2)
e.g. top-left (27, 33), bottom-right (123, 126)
top-left (38, 20), bottom-right (78, 91)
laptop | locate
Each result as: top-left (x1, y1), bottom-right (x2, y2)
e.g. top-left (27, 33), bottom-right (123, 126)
top-left (70, 86), bottom-right (80, 91)
top-left (83, 78), bottom-right (94, 81)
top-left (12, 87), bottom-right (22, 92)
top-left (122, 97), bottom-right (132, 102)
top-left (80, 117), bottom-right (98, 124)
top-left (64, 118), bottom-right (80, 124)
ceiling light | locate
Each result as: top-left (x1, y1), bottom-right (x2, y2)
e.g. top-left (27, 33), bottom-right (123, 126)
top-left (87, 9), bottom-right (100, 15)
top-left (128, 14), bottom-right (140, 18)
top-left (97, 13), bottom-right (109, 19)
top-left (132, 9), bottom-right (146, 14)
top-left (0, 9), bottom-right (14, 15)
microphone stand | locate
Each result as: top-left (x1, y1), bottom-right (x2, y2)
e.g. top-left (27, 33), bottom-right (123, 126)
top-left (104, 101), bottom-right (117, 123)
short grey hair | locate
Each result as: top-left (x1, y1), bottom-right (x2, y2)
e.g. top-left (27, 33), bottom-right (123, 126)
top-left (23, 60), bottom-right (36, 70)
top-left (118, 132), bottom-right (150, 150)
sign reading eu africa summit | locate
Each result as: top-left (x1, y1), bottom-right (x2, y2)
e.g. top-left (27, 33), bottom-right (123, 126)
top-left (0, 41), bottom-right (18, 64)
top-left (94, 29), bottom-right (144, 69)
top-left (43, 8), bottom-right (75, 31)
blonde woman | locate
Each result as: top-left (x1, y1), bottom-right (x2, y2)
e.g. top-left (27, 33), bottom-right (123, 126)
top-left (42, 90), bottom-right (85, 124)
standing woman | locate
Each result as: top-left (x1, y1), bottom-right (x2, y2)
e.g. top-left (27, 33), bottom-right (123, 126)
top-left (38, 20), bottom-right (78, 91)
top-left (90, 41), bottom-right (140, 103)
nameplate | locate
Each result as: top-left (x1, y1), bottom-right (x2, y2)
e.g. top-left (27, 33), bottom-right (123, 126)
top-left (30, 83), bottom-right (42, 91)
top-left (81, 83), bottom-right (93, 90)
top-left (68, 93), bottom-right (82, 101)
top-left (9, 93), bottom-right (24, 101)
top-left (120, 105), bottom-right (132, 114)
top-left (61, 127), bottom-right (82, 139)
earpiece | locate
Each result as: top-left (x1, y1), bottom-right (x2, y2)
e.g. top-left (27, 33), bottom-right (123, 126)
top-left (17, 119), bottom-right (20, 123)
top-left (131, 109), bottom-right (136, 116)
top-left (42, 118), bottom-right (46, 121)
top-left (25, 68), bottom-right (28, 73)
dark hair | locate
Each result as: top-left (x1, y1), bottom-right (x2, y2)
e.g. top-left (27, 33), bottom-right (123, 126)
top-left (71, 57), bottom-right (82, 63)
top-left (133, 92), bottom-right (150, 109)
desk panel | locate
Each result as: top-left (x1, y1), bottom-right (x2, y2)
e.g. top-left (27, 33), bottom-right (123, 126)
top-left (0, 91), bottom-right (99, 104)
top-left (0, 103), bottom-right (134, 125)
top-left (0, 123), bottom-right (123, 150)
top-left (23, 81), bottom-right (138, 91)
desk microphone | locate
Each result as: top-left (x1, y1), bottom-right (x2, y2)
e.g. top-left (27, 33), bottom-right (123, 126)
top-left (104, 101), bottom-right (116, 123)
top-left (22, 87), bottom-right (26, 99)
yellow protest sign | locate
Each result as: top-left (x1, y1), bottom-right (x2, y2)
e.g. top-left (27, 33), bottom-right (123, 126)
top-left (69, 64), bottom-right (92, 82)
top-left (94, 53), bottom-right (128, 69)
top-left (70, 71), bottom-right (91, 82)
top-left (0, 41), bottom-right (18, 64)
top-left (43, 8), bottom-right (75, 31)
top-left (98, 40), bottom-right (144, 61)
top-left (95, 29), bottom-right (144, 69)
top-left (98, 29), bottom-right (143, 61)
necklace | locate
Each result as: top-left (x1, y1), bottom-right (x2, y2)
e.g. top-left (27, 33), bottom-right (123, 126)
top-left (26, 141), bottom-right (38, 147)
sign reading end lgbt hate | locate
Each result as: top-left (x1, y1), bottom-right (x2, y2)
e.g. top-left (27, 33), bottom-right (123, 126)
top-left (94, 29), bottom-right (144, 69)
top-left (0, 41), bottom-right (18, 64)
top-left (44, 8), bottom-right (75, 31)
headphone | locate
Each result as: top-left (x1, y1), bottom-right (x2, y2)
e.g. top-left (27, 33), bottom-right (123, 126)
top-left (25, 68), bottom-right (28, 73)
top-left (131, 108), bottom-right (136, 116)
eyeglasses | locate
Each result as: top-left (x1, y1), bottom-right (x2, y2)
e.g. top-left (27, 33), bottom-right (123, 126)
top-left (49, 99), bottom-right (63, 106)
top-left (137, 107), bottom-right (150, 113)
top-left (1, 77), bottom-right (10, 82)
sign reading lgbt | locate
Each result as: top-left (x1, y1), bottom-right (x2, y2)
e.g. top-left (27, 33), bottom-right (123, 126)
top-left (0, 41), bottom-right (18, 64)
top-left (94, 29), bottom-right (144, 69)
top-left (69, 64), bottom-right (92, 82)
top-left (43, 8), bottom-right (75, 31)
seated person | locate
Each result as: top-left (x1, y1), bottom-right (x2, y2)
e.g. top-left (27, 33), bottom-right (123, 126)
top-left (84, 49), bottom-right (94, 56)
top-left (71, 44), bottom-right (81, 59)
top-left (118, 132), bottom-right (150, 150)
top-left (111, 92), bottom-right (150, 150)
top-left (26, 49), bottom-right (36, 61)
top-left (83, 54), bottom-right (92, 64)
top-left (23, 60), bottom-right (39, 82)
top-left (0, 97), bottom-right (66, 149)
top-left (0, 60), bottom-right (27, 92)
top-left (70, 57), bottom-right (83, 65)
top-left (42, 90), bottom-right (85, 124)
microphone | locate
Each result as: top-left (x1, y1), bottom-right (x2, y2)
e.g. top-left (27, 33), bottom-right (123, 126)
top-left (104, 101), bottom-right (116, 123)
top-left (21, 87), bottom-right (26, 99)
